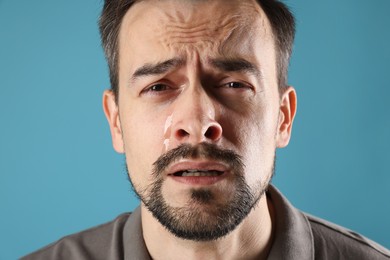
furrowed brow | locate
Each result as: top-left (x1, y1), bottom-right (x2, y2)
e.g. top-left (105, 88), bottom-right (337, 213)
top-left (130, 58), bottom-right (184, 83)
top-left (210, 58), bottom-right (262, 78)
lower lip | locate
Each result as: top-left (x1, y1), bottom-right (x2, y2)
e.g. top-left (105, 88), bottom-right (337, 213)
top-left (169, 173), bottom-right (227, 186)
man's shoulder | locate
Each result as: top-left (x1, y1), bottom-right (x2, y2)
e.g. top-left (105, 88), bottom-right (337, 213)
top-left (21, 213), bottom-right (131, 260)
top-left (306, 213), bottom-right (390, 259)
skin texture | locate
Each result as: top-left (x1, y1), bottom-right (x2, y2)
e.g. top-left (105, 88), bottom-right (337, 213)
top-left (103, 0), bottom-right (297, 259)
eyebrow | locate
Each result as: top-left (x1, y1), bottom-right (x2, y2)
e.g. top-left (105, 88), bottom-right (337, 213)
top-left (129, 57), bottom-right (261, 84)
top-left (130, 58), bottom-right (184, 83)
top-left (210, 58), bottom-right (262, 78)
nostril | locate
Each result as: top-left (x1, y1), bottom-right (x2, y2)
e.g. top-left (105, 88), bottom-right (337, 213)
top-left (176, 129), bottom-right (189, 138)
top-left (204, 125), bottom-right (222, 141)
top-left (173, 122), bottom-right (222, 142)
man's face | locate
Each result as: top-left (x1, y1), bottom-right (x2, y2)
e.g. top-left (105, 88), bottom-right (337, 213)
top-left (104, 0), bottom-right (296, 241)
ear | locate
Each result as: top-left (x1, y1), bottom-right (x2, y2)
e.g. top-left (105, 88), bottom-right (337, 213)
top-left (103, 90), bottom-right (124, 153)
top-left (276, 86), bottom-right (297, 148)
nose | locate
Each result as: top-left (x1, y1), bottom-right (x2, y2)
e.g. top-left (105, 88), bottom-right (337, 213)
top-left (169, 88), bottom-right (222, 145)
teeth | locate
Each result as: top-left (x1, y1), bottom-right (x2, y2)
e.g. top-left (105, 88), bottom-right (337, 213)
top-left (181, 170), bottom-right (222, 177)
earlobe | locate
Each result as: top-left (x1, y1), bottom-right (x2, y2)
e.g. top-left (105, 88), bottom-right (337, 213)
top-left (276, 87), bottom-right (297, 148)
top-left (103, 90), bottom-right (125, 153)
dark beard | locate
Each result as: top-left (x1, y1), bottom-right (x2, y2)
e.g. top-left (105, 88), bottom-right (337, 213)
top-left (126, 142), bottom-right (274, 241)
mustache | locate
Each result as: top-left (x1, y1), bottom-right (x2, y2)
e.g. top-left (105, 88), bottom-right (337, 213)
top-left (152, 142), bottom-right (244, 177)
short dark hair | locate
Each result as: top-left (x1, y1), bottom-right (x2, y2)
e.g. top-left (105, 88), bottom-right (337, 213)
top-left (99, 0), bottom-right (295, 101)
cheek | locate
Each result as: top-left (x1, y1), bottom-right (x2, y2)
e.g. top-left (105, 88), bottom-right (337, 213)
top-left (120, 109), bottom-right (168, 181)
top-left (241, 127), bottom-right (276, 188)
top-left (241, 115), bottom-right (276, 162)
top-left (222, 99), bottom-right (278, 148)
top-left (221, 103), bottom-right (278, 185)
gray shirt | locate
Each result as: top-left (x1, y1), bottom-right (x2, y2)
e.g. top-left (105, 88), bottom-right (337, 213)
top-left (21, 186), bottom-right (390, 259)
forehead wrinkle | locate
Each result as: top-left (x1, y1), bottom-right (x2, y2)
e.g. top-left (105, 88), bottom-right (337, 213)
top-left (122, 0), bottom-right (270, 54)
top-left (150, 1), bottom-right (261, 51)
top-left (218, 8), bottom-right (271, 55)
top-left (158, 17), bottom-right (240, 50)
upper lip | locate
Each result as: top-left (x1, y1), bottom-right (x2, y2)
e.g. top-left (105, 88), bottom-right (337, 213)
top-left (167, 160), bottom-right (229, 176)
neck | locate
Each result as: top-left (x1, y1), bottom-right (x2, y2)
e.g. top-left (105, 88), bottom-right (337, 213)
top-left (141, 195), bottom-right (274, 260)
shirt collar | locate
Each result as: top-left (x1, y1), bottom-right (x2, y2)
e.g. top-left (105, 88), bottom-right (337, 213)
top-left (267, 185), bottom-right (315, 260)
top-left (123, 207), bottom-right (152, 260)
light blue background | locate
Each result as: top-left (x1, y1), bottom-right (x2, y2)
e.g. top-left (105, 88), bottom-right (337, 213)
top-left (1, 1), bottom-right (389, 259)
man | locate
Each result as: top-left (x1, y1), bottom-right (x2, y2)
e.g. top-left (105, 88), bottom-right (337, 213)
top-left (23, 0), bottom-right (390, 259)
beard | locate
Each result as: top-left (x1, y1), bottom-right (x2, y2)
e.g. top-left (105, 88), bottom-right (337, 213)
top-left (126, 142), bottom-right (274, 241)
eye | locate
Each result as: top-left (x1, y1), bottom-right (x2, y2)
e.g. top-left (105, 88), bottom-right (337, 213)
top-left (214, 80), bottom-right (255, 99)
top-left (145, 84), bottom-right (170, 92)
top-left (140, 83), bottom-right (174, 97)
top-left (139, 82), bottom-right (180, 101)
top-left (224, 82), bottom-right (246, 89)
top-left (219, 81), bottom-right (253, 91)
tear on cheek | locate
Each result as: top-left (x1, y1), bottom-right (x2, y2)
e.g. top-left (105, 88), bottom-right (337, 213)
top-left (164, 115), bottom-right (173, 134)
top-left (162, 114), bottom-right (173, 153)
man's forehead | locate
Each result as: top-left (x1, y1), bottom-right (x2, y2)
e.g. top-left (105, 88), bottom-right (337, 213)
top-left (119, 0), bottom-right (273, 56)
top-left (117, 0), bottom-right (277, 86)
top-left (126, 0), bottom-right (264, 17)
top-left (121, 0), bottom-right (270, 38)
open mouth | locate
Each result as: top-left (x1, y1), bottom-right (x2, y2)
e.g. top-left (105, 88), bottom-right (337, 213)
top-left (172, 169), bottom-right (224, 177)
